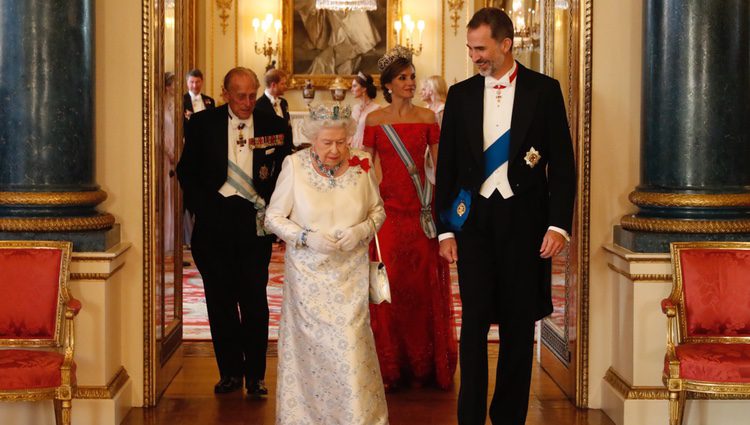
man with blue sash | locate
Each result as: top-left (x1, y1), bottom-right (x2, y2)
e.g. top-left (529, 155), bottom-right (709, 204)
top-left (177, 67), bottom-right (292, 398)
top-left (435, 8), bottom-right (576, 425)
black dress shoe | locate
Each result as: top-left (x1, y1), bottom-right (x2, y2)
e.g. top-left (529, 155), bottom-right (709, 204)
top-left (214, 376), bottom-right (243, 394)
top-left (246, 379), bottom-right (268, 400)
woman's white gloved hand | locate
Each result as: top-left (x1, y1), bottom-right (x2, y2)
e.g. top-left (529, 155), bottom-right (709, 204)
top-left (335, 222), bottom-right (371, 252)
top-left (306, 232), bottom-right (339, 254)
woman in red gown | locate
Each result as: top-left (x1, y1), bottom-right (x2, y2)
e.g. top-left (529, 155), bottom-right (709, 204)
top-left (363, 46), bottom-right (457, 390)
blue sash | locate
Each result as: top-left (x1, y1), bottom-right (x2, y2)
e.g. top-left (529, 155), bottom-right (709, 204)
top-left (484, 129), bottom-right (510, 180)
top-left (380, 124), bottom-right (437, 239)
top-left (226, 160), bottom-right (270, 236)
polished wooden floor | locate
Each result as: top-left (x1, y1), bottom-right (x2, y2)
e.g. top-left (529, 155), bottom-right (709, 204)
top-left (123, 344), bottom-right (613, 425)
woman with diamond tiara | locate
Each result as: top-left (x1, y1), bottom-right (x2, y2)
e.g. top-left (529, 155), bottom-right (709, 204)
top-left (363, 46), bottom-right (458, 391)
top-left (265, 103), bottom-right (388, 425)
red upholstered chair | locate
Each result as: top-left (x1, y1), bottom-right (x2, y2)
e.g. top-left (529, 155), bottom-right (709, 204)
top-left (662, 242), bottom-right (750, 425)
top-left (0, 241), bottom-right (80, 425)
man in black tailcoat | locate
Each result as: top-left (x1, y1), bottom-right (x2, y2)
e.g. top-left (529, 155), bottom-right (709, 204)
top-left (177, 67), bottom-right (292, 398)
top-left (435, 8), bottom-right (576, 425)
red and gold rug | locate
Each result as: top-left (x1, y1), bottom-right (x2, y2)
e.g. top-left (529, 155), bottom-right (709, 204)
top-left (182, 244), bottom-right (574, 342)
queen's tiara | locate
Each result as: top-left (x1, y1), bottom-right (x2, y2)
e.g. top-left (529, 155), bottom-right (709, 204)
top-left (308, 103), bottom-right (352, 121)
top-left (377, 45), bottom-right (413, 72)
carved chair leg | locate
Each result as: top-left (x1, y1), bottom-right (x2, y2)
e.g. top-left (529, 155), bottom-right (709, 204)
top-left (53, 399), bottom-right (62, 425)
top-left (54, 398), bottom-right (72, 425)
top-left (676, 390), bottom-right (686, 425)
top-left (668, 390), bottom-right (686, 425)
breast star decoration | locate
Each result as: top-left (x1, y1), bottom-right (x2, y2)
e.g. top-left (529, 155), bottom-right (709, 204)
top-left (524, 147), bottom-right (541, 168)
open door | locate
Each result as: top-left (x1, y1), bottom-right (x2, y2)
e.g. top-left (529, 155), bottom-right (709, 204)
top-left (143, 0), bottom-right (192, 405)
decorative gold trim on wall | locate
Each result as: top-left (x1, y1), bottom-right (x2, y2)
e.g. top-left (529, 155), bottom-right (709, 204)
top-left (447, 0), bottom-right (465, 36)
top-left (141, 0), bottom-right (155, 407)
top-left (216, 0), bottom-right (232, 34)
top-left (621, 215), bottom-right (750, 233)
top-left (0, 190), bottom-right (107, 206)
top-left (74, 367), bottom-right (130, 399)
top-left (70, 263), bottom-right (125, 281)
top-left (605, 367), bottom-right (750, 400)
top-left (0, 213), bottom-right (115, 232)
top-left (607, 263), bottom-right (672, 283)
top-left (630, 191), bottom-right (750, 208)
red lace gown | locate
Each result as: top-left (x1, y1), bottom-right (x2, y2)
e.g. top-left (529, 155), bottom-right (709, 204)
top-left (363, 122), bottom-right (458, 390)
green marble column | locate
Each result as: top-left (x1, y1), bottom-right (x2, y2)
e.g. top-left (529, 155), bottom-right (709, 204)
top-left (616, 0), bottom-right (750, 252)
top-left (0, 0), bottom-right (117, 250)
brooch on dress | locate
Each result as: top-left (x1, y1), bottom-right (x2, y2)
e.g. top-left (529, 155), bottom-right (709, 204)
top-left (524, 147), bottom-right (541, 168)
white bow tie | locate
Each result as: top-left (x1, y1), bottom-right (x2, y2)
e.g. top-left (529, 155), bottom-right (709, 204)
top-left (485, 77), bottom-right (509, 88)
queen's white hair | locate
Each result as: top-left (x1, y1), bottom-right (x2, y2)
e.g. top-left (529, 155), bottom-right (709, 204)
top-left (301, 117), bottom-right (357, 141)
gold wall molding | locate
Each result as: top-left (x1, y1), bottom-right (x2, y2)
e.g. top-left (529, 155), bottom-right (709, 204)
top-left (0, 190), bottom-right (107, 206)
top-left (74, 367), bottom-right (129, 399)
top-left (447, 0), bottom-right (465, 36)
top-left (70, 263), bottom-right (125, 281)
top-left (605, 367), bottom-right (750, 400)
top-left (0, 213), bottom-right (115, 232)
top-left (607, 263), bottom-right (671, 283)
top-left (215, 0), bottom-right (232, 34)
top-left (621, 215), bottom-right (750, 233)
top-left (630, 191), bottom-right (750, 208)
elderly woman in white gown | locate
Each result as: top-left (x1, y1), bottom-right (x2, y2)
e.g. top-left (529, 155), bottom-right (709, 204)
top-left (265, 104), bottom-right (388, 425)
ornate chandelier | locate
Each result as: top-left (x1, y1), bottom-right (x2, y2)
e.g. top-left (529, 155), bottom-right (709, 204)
top-left (315, 0), bottom-right (377, 12)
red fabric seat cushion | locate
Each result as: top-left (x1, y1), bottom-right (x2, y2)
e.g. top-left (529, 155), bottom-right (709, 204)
top-left (0, 248), bottom-right (63, 340)
top-left (668, 343), bottom-right (750, 383)
top-left (0, 350), bottom-right (76, 390)
top-left (679, 249), bottom-right (750, 337)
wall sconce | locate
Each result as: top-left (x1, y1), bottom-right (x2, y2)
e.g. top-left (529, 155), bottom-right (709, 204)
top-left (252, 14), bottom-right (281, 69)
top-left (393, 14), bottom-right (424, 56)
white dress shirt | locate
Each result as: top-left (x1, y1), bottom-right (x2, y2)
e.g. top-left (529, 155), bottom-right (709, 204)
top-left (264, 90), bottom-right (284, 118)
top-left (190, 91), bottom-right (206, 113)
top-left (219, 106), bottom-right (254, 200)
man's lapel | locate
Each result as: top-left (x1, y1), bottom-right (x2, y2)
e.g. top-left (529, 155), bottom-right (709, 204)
top-left (509, 63), bottom-right (537, 164)
top-left (214, 105), bottom-right (229, 170)
top-left (467, 75), bottom-right (485, 169)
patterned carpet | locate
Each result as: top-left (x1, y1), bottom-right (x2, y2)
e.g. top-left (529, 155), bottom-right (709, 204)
top-left (183, 244), bottom-right (566, 342)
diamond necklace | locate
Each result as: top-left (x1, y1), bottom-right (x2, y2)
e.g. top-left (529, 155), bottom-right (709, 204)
top-left (310, 149), bottom-right (345, 186)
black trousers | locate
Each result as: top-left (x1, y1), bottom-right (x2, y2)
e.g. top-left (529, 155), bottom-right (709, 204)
top-left (455, 191), bottom-right (544, 425)
top-left (191, 195), bottom-right (273, 382)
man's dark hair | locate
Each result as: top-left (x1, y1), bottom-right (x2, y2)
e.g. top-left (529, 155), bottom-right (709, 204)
top-left (186, 68), bottom-right (204, 80)
top-left (264, 69), bottom-right (287, 87)
top-left (467, 7), bottom-right (514, 48)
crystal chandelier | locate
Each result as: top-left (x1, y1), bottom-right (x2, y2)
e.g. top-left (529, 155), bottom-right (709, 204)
top-left (315, 0), bottom-right (377, 12)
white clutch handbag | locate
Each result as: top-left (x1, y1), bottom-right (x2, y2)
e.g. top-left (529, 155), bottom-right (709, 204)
top-left (369, 224), bottom-right (391, 304)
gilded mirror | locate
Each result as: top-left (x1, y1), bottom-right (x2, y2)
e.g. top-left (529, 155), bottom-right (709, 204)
top-left (143, 0), bottom-right (189, 405)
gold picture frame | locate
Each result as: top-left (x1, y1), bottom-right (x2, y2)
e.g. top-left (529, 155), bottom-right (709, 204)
top-left (281, 0), bottom-right (402, 88)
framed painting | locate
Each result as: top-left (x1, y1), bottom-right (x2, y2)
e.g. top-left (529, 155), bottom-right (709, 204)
top-left (281, 0), bottom-right (401, 88)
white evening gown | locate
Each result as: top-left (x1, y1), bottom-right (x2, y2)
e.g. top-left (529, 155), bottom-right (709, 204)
top-left (265, 148), bottom-right (388, 425)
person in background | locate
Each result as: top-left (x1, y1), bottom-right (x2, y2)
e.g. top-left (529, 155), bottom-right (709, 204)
top-left (177, 67), bottom-right (292, 399)
top-left (183, 68), bottom-right (215, 122)
top-left (350, 71), bottom-right (380, 149)
top-left (420, 74), bottom-right (448, 127)
top-left (255, 68), bottom-right (291, 129)
top-left (265, 104), bottom-right (388, 425)
top-left (364, 45), bottom-right (458, 392)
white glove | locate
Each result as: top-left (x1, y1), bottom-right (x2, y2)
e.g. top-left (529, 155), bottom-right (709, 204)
top-left (335, 222), bottom-right (372, 252)
top-left (306, 232), bottom-right (338, 254)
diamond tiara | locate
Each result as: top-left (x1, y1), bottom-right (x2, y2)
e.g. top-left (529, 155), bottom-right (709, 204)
top-left (308, 103), bottom-right (352, 121)
top-left (377, 45), bottom-right (413, 72)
